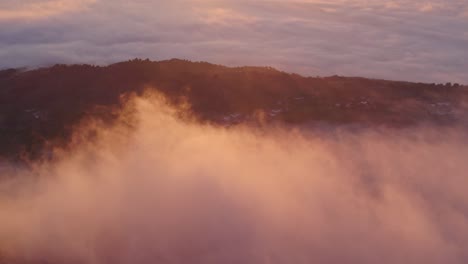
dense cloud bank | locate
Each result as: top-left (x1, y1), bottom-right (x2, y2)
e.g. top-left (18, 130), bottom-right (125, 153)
top-left (0, 0), bottom-right (467, 83)
top-left (1, 94), bottom-right (468, 263)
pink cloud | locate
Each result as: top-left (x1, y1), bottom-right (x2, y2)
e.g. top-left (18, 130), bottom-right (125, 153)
top-left (0, 0), bottom-right (96, 20)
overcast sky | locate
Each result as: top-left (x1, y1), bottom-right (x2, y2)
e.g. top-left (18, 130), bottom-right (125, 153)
top-left (0, 0), bottom-right (467, 83)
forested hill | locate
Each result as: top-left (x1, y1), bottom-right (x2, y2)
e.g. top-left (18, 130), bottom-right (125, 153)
top-left (1, 58), bottom-right (467, 159)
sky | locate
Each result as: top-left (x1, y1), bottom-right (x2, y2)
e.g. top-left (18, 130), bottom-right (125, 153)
top-left (0, 0), bottom-right (467, 83)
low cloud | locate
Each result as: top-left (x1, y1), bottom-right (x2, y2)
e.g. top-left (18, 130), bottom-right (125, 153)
top-left (0, 0), bottom-right (96, 20)
top-left (1, 93), bottom-right (468, 263)
top-left (0, 0), bottom-right (467, 83)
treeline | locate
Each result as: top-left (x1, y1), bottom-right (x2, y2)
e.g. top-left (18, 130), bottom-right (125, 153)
top-left (0, 58), bottom-right (467, 160)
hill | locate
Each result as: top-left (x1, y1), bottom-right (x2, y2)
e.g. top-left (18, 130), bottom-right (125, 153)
top-left (1, 58), bottom-right (467, 160)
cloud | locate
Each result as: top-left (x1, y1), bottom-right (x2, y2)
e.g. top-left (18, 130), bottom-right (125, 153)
top-left (420, 3), bottom-right (436, 12)
top-left (0, 0), bottom-right (467, 83)
top-left (196, 7), bottom-right (258, 25)
top-left (1, 93), bottom-right (468, 263)
top-left (384, 1), bottom-right (401, 9)
top-left (0, 0), bottom-right (96, 20)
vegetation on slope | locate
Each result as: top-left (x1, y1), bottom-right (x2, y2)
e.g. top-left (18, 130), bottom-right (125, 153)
top-left (1, 58), bottom-right (467, 160)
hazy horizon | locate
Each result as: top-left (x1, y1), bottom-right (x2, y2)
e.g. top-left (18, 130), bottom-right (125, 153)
top-left (1, 0), bottom-right (467, 83)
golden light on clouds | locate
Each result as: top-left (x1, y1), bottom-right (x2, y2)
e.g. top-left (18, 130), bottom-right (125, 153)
top-left (0, 0), bottom-right (467, 83)
top-left (0, 0), bottom-right (96, 20)
top-left (1, 93), bottom-right (468, 263)
top-left (196, 7), bottom-right (258, 25)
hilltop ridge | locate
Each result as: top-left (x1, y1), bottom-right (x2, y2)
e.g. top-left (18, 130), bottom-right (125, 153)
top-left (1, 58), bottom-right (467, 159)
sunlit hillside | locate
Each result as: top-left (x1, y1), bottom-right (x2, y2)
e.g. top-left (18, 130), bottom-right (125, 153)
top-left (1, 59), bottom-right (467, 160)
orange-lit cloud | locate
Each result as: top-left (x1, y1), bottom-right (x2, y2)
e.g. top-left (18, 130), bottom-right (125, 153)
top-left (0, 0), bottom-right (96, 20)
top-left (196, 7), bottom-right (257, 25)
top-left (1, 93), bottom-right (468, 263)
top-left (0, 0), bottom-right (467, 83)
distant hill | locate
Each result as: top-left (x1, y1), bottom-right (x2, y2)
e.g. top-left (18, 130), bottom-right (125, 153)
top-left (1, 58), bottom-right (467, 160)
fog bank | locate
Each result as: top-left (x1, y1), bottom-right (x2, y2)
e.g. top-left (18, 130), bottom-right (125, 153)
top-left (1, 94), bottom-right (468, 263)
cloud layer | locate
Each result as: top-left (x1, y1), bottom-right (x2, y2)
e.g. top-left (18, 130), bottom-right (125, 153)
top-left (1, 94), bottom-right (468, 263)
top-left (0, 0), bottom-right (467, 83)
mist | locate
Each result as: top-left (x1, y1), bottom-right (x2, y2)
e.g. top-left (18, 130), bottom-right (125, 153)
top-left (1, 0), bottom-right (468, 83)
top-left (1, 93), bottom-right (468, 264)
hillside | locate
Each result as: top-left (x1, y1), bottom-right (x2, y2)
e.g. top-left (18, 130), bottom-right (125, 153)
top-left (1, 58), bottom-right (467, 160)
